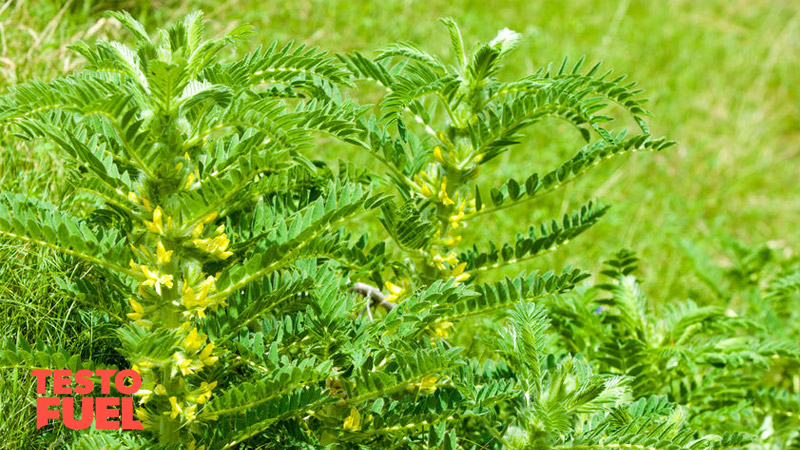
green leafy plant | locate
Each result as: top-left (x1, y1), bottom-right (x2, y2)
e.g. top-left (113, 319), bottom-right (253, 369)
top-left (3, 10), bottom-right (772, 450)
top-left (543, 249), bottom-right (800, 449)
top-left (340, 19), bottom-right (674, 293)
top-left (0, 10), bottom-right (384, 447)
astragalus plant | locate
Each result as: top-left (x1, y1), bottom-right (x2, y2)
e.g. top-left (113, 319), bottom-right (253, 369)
top-left (0, 10), bottom-right (760, 450)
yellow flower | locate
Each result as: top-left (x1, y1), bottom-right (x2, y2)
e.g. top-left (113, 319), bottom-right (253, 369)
top-left (199, 276), bottom-right (216, 299)
top-left (168, 396), bottom-right (182, 419)
top-left (192, 223), bottom-right (204, 238)
top-left (184, 404), bottom-right (198, 422)
top-left (202, 212), bottom-right (218, 224)
top-left (444, 235), bottom-right (462, 247)
top-left (145, 206), bottom-right (164, 234)
top-left (181, 285), bottom-right (199, 308)
top-left (192, 238), bottom-right (211, 253)
top-left (184, 328), bottom-right (207, 352)
top-left (211, 234), bottom-right (232, 258)
top-left (438, 176), bottom-right (455, 206)
top-left (156, 241), bottom-right (173, 265)
top-left (154, 384), bottom-right (167, 396)
top-left (139, 264), bottom-right (173, 296)
top-left (432, 253), bottom-right (458, 270)
top-left (433, 146), bottom-right (445, 163)
top-left (191, 381), bottom-right (217, 404)
top-left (199, 342), bottom-right (218, 366)
top-left (420, 184), bottom-right (432, 197)
top-left (451, 262), bottom-right (470, 284)
top-left (181, 276), bottom-right (217, 317)
top-left (385, 281), bottom-right (403, 296)
top-left (343, 407), bottom-right (361, 431)
top-left (173, 352), bottom-right (200, 376)
top-left (140, 360), bottom-right (154, 369)
top-left (126, 298), bottom-right (145, 321)
top-left (449, 210), bottom-right (465, 229)
top-left (135, 387), bottom-right (153, 404)
top-left (193, 233), bottom-right (233, 260)
top-left (182, 172), bottom-right (195, 191)
top-left (195, 381), bottom-right (217, 405)
top-left (384, 281), bottom-right (405, 303)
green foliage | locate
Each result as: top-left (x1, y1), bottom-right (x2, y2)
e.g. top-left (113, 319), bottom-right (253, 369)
top-left (1, 9), bottom-right (789, 450)
top-left (543, 248), bottom-right (800, 449)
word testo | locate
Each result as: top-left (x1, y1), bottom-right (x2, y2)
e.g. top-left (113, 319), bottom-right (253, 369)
top-left (30, 369), bottom-right (144, 430)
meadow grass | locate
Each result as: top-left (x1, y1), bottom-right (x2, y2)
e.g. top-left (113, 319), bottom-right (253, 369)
top-left (0, 0), bottom-right (797, 446)
top-left (0, 241), bottom-right (79, 449)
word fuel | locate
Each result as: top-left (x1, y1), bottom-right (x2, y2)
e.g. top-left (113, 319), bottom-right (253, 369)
top-left (30, 369), bottom-right (144, 430)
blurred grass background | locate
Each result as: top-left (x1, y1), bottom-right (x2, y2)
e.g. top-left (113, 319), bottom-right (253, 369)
top-left (0, 0), bottom-right (797, 447)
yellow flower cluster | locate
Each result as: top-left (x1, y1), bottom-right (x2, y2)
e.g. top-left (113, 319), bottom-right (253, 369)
top-left (173, 352), bottom-right (203, 376)
top-left (181, 275), bottom-right (218, 318)
top-left (449, 202), bottom-right (466, 229)
top-left (415, 169), bottom-right (458, 207)
top-left (172, 328), bottom-right (219, 377)
top-left (433, 145), bottom-right (445, 163)
top-left (437, 176), bottom-right (455, 206)
top-left (130, 260), bottom-right (174, 296)
top-left (450, 262), bottom-right (470, 284)
top-left (127, 189), bottom-right (152, 211)
top-left (164, 381), bottom-right (217, 423)
top-left (145, 206), bottom-right (175, 235)
top-left (343, 407), bottom-right (361, 431)
top-left (414, 168), bottom-right (472, 233)
top-left (192, 220), bottom-right (233, 260)
top-left (187, 381), bottom-right (217, 405)
top-left (432, 252), bottom-right (459, 270)
top-left (135, 380), bottom-right (216, 428)
top-left (384, 280), bottom-right (408, 303)
top-left (431, 253), bottom-right (470, 285)
top-left (433, 231), bottom-right (462, 248)
top-left (167, 396), bottom-right (198, 421)
top-left (124, 167), bottom-right (232, 433)
top-left (156, 241), bottom-right (173, 264)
